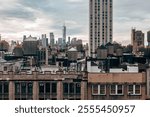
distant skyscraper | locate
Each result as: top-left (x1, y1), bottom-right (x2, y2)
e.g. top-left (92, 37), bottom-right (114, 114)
top-left (41, 34), bottom-right (48, 48)
top-left (147, 31), bottom-right (150, 47)
top-left (131, 28), bottom-right (144, 53)
top-left (58, 38), bottom-right (63, 45)
top-left (62, 24), bottom-right (66, 47)
top-left (71, 37), bottom-right (77, 45)
top-left (68, 36), bottom-right (71, 44)
top-left (0, 34), bottom-right (1, 41)
top-left (50, 32), bottom-right (55, 47)
top-left (42, 34), bottom-right (46, 39)
top-left (89, 0), bottom-right (113, 57)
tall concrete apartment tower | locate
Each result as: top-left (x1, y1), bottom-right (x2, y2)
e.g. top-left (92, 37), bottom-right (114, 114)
top-left (89, 0), bottom-right (113, 57)
top-left (62, 24), bottom-right (66, 48)
top-left (50, 32), bottom-right (55, 47)
top-left (131, 28), bottom-right (144, 54)
top-left (147, 31), bottom-right (150, 47)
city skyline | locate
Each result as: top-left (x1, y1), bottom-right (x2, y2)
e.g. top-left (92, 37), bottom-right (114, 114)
top-left (0, 0), bottom-right (150, 45)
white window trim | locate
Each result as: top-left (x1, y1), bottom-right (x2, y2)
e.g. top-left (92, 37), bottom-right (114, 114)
top-left (99, 85), bottom-right (106, 95)
top-left (92, 84), bottom-right (98, 95)
top-left (110, 85), bottom-right (124, 95)
top-left (92, 84), bottom-right (106, 96)
top-left (128, 85), bottom-right (141, 96)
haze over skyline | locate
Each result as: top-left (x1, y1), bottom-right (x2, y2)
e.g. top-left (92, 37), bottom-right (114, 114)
top-left (0, 0), bottom-right (150, 45)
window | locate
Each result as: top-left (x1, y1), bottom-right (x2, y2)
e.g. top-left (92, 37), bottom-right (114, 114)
top-left (100, 85), bottom-right (106, 95)
top-left (15, 81), bottom-right (33, 100)
top-left (52, 83), bottom-right (57, 94)
top-left (0, 81), bottom-right (9, 100)
top-left (63, 83), bottom-right (81, 95)
top-left (92, 84), bottom-right (98, 95)
top-left (39, 82), bottom-right (44, 94)
top-left (63, 83), bottom-right (68, 94)
top-left (45, 83), bottom-right (50, 93)
top-left (135, 85), bottom-right (141, 94)
top-left (117, 85), bottom-right (123, 94)
top-left (15, 83), bottom-right (20, 94)
top-left (128, 85), bottom-right (141, 95)
top-left (4, 82), bottom-right (8, 94)
top-left (28, 83), bottom-right (33, 94)
top-left (39, 82), bottom-right (57, 94)
top-left (92, 84), bottom-right (106, 95)
top-left (69, 83), bottom-right (74, 94)
top-left (4, 66), bottom-right (7, 71)
top-left (110, 85), bottom-right (115, 94)
top-left (76, 83), bottom-right (81, 94)
top-left (38, 82), bottom-right (57, 100)
top-left (21, 83), bottom-right (26, 94)
top-left (110, 85), bottom-right (123, 95)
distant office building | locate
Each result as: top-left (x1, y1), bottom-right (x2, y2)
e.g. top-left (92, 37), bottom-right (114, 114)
top-left (8, 40), bottom-right (16, 52)
top-left (41, 34), bottom-right (48, 48)
top-left (50, 32), bottom-right (55, 47)
top-left (62, 24), bottom-right (66, 47)
top-left (68, 36), bottom-right (71, 45)
top-left (76, 39), bottom-right (83, 51)
top-left (131, 29), bottom-right (144, 53)
top-left (89, 0), bottom-right (113, 57)
top-left (58, 38), bottom-right (63, 45)
top-left (71, 38), bottom-right (77, 45)
top-left (42, 34), bottom-right (46, 39)
top-left (147, 31), bottom-right (150, 47)
top-left (76, 39), bottom-right (82, 45)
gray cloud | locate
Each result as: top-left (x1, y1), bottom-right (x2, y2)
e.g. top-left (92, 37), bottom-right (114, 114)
top-left (0, 9), bottom-right (35, 21)
top-left (0, 0), bottom-right (150, 45)
top-left (114, 0), bottom-right (150, 45)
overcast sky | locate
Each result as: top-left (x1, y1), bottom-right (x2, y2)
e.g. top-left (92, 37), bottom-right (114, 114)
top-left (0, 0), bottom-right (150, 45)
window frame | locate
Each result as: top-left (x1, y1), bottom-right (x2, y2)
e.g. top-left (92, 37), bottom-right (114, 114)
top-left (110, 84), bottom-right (124, 95)
top-left (128, 84), bottom-right (141, 96)
top-left (63, 82), bottom-right (81, 95)
top-left (92, 84), bottom-right (106, 96)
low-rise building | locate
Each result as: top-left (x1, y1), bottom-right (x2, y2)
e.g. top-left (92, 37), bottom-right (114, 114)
top-left (88, 72), bottom-right (146, 100)
top-left (0, 71), bottom-right (87, 100)
top-left (0, 70), bottom-right (148, 100)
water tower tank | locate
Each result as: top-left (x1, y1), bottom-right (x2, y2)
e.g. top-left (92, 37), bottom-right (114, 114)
top-left (97, 45), bottom-right (107, 59)
top-left (0, 40), bottom-right (9, 52)
top-left (13, 45), bottom-right (23, 57)
top-left (116, 48), bottom-right (123, 57)
top-left (106, 42), bottom-right (114, 55)
top-left (23, 35), bottom-right (38, 56)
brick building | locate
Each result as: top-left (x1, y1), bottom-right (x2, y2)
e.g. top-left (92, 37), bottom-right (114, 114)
top-left (88, 73), bottom-right (146, 100)
top-left (0, 70), bottom-right (148, 100)
top-left (0, 71), bottom-right (87, 100)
